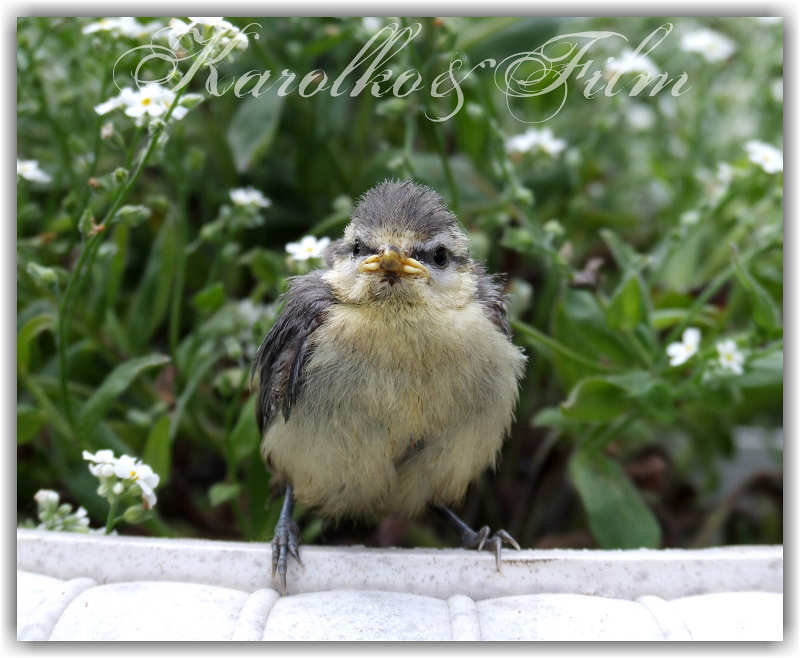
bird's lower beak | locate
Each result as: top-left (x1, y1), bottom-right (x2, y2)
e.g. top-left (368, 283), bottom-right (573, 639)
top-left (358, 249), bottom-right (429, 278)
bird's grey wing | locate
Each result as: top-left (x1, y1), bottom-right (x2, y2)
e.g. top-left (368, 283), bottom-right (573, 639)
top-left (474, 265), bottom-right (512, 338)
top-left (252, 271), bottom-right (334, 433)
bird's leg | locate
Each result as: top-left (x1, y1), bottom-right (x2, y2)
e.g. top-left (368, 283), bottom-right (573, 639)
top-left (271, 483), bottom-right (302, 595)
top-left (436, 505), bottom-right (521, 572)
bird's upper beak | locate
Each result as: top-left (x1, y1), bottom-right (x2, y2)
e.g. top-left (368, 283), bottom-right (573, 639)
top-left (358, 248), bottom-right (429, 279)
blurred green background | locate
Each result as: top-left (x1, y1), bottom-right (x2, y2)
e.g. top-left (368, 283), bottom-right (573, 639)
top-left (17, 17), bottom-right (782, 549)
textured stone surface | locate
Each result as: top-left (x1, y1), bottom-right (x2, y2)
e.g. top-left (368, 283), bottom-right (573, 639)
top-left (16, 530), bottom-right (784, 641)
top-left (49, 581), bottom-right (247, 641)
top-left (263, 590), bottom-right (450, 641)
top-left (17, 529), bottom-right (783, 600)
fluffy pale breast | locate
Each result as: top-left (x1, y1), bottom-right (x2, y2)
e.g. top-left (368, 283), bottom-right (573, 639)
top-left (261, 301), bottom-right (526, 520)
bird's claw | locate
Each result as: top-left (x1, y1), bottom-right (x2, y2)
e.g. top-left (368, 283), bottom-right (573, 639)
top-left (462, 526), bottom-right (521, 572)
top-left (271, 518), bottom-right (302, 595)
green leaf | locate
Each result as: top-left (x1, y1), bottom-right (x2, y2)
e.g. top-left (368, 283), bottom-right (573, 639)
top-left (606, 274), bottom-right (649, 331)
top-left (738, 349), bottom-right (783, 389)
top-left (77, 354), bottom-right (170, 434)
top-left (561, 377), bottom-right (629, 422)
top-left (228, 396), bottom-right (261, 467)
top-left (227, 87), bottom-right (285, 172)
top-left (599, 229), bottom-right (648, 273)
top-left (17, 403), bottom-right (46, 445)
top-left (209, 482), bottom-right (242, 507)
top-left (142, 416), bottom-right (171, 486)
top-left (17, 312), bottom-right (55, 376)
top-left (733, 252), bottom-right (780, 332)
top-left (531, 406), bottom-right (576, 431)
top-left (550, 290), bottom-right (635, 387)
top-left (651, 307), bottom-right (718, 330)
top-left (568, 448), bottom-right (661, 548)
top-left (192, 282), bottom-right (226, 315)
top-left (126, 217), bottom-right (178, 349)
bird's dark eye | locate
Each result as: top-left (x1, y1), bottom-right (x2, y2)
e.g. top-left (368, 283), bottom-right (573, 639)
top-left (433, 245), bottom-right (449, 267)
top-left (352, 239), bottom-right (362, 257)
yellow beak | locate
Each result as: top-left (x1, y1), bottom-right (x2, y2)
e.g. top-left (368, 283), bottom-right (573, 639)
top-left (358, 249), bottom-right (429, 278)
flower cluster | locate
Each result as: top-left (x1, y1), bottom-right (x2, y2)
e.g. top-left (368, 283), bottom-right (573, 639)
top-left (230, 187), bottom-right (271, 208)
top-left (82, 17), bottom-right (164, 39)
top-left (167, 17), bottom-right (249, 53)
top-left (604, 49), bottom-right (659, 79)
top-left (506, 128), bottom-right (567, 157)
top-left (33, 490), bottom-right (91, 533)
top-left (94, 83), bottom-right (203, 127)
top-left (680, 28), bottom-right (736, 63)
top-left (666, 327), bottom-right (746, 376)
top-left (83, 449), bottom-right (160, 510)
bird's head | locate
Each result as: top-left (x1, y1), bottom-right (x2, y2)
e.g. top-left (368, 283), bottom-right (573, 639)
top-left (323, 181), bottom-right (476, 308)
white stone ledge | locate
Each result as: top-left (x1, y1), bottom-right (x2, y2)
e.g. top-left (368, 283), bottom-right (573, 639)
top-left (17, 530), bottom-right (783, 641)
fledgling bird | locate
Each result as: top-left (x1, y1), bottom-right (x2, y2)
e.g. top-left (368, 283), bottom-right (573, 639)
top-left (253, 180), bottom-right (527, 594)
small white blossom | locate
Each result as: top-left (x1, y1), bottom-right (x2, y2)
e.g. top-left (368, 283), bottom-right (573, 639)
top-left (230, 187), bottom-right (271, 208)
top-left (666, 327), bottom-right (701, 367)
top-left (166, 17), bottom-right (248, 52)
top-left (17, 159), bottom-right (52, 183)
top-left (605, 49), bottom-right (659, 78)
top-left (94, 83), bottom-right (192, 125)
top-left (717, 339), bottom-right (745, 375)
top-left (286, 235), bottom-right (331, 261)
top-left (506, 127), bottom-right (567, 157)
top-left (34, 489), bottom-right (59, 506)
top-left (680, 210), bottom-right (700, 226)
top-left (745, 140), bottom-right (783, 174)
top-left (362, 17), bottom-right (383, 32)
top-left (83, 17), bottom-right (163, 39)
top-left (681, 29), bottom-right (736, 63)
top-left (626, 103), bottom-right (656, 131)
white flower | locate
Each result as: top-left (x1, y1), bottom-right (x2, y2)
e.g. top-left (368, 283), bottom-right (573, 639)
top-left (34, 489), bottom-right (60, 506)
top-left (83, 449), bottom-right (117, 478)
top-left (362, 17), bottom-right (382, 31)
top-left (113, 454), bottom-right (161, 509)
top-left (626, 103), bottom-right (655, 131)
top-left (680, 210), bottom-right (700, 226)
top-left (680, 29), bottom-right (736, 63)
top-left (167, 17), bottom-right (248, 51)
top-left (717, 339), bottom-right (745, 375)
top-left (83, 17), bottom-right (163, 39)
top-left (506, 127), bottom-right (567, 157)
top-left (605, 49), bottom-right (659, 78)
top-left (123, 83), bottom-right (174, 120)
top-left (716, 162), bottom-right (734, 186)
top-left (230, 187), bottom-right (271, 208)
top-left (286, 235), bottom-right (331, 261)
top-left (94, 83), bottom-right (192, 125)
top-left (17, 159), bottom-right (52, 183)
top-left (666, 327), bottom-right (701, 367)
top-left (745, 140), bottom-right (783, 174)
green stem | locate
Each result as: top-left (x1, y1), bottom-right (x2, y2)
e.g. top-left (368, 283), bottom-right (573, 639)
top-left (105, 499), bottom-right (119, 534)
top-left (57, 88), bottom-right (192, 427)
top-left (169, 178), bottom-right (189, 355)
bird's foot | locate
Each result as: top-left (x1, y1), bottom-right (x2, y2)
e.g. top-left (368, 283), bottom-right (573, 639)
top-left (460, 525), bottom-right (521, 571)
top-left (271, 517), bottom-right (302, 594)
top-left (271, 484), bottom-right (302, 595)
top-left (437, 505), bottom-right (521, 572)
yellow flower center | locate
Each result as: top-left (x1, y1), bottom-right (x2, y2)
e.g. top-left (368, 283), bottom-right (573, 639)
top-left (141, 97), bottom-right (151, 106)
top-left (130, 470), bottom-right (138, 480)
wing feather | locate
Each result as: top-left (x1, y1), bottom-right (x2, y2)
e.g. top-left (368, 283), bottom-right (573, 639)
top-left (252, 271), bottom-right (334, 434)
